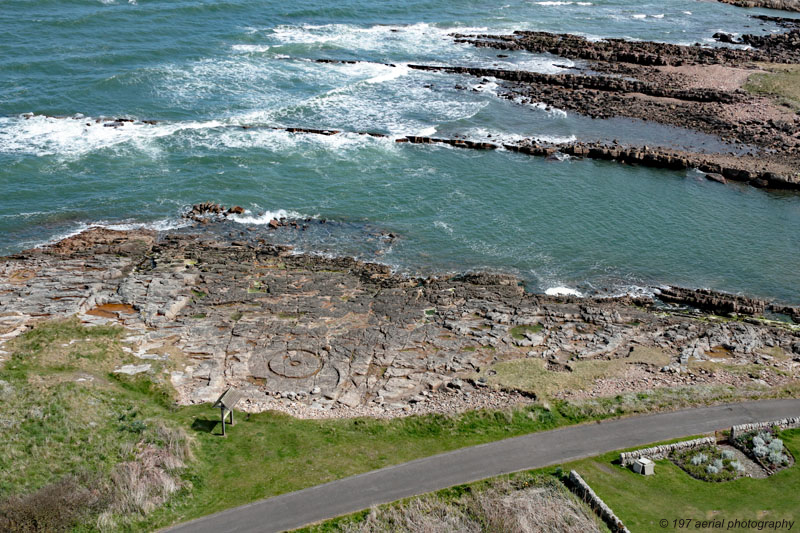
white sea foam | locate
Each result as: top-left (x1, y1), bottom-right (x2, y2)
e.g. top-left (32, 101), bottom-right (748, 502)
top-left (267, 22), bottom-right (489, 57)
top-left (0, 115), bottom-right (223, 158)
top-left (231, 44), bottom-right (272, 53)
top-left (365, 63), bottom-right (410, 84)
top-left (433, 220), bottom-right (454, 234)
top-left (631, 14), bottom-right (647, 20)
top-left (545, 286), bottom-right (583, 297)
top-left (230, 208), bottom-right (308, 225)
top-left (530, 102), bottom-right (568, 118)
top-left (415, 126), bottom-right (438, 137)
top-left (532, 134), bottom-right (577, 144)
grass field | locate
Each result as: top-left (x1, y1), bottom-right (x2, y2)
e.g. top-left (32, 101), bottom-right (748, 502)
top-left (573, 429), bottom-right (800, 532)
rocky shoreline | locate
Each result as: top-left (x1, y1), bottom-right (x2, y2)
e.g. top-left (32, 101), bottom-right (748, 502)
top-left (1, 226), bottom-right (798, 419)
top-left (717, 0), bottom-right (800, 12)
top-left (442, 18), bottom-right (800, 189)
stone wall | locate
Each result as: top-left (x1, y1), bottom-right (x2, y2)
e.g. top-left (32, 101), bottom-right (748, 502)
top-left (568, 471), bottom-right (630, 533)
top-left (731, 416), bottom-right (800, 440)
top-left (619, 437), bottom-right (716, 466)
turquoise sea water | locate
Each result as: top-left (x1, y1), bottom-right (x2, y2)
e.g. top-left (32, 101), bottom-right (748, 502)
top-left (1, 0), bottom-right (799, 302)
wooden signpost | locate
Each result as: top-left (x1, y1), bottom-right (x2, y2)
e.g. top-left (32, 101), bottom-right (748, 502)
top-left (213, 388), bottom-right (244, 437)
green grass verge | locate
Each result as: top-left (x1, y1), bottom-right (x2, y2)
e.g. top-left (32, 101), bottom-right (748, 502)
top-left (573, 429), bottom-right (800, 532)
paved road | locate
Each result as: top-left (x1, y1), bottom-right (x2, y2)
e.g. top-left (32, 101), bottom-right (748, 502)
top-left (166, 399), bottom-right (800, 533)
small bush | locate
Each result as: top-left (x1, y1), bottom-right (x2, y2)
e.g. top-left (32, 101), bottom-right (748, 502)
top-left (769, 439), bottom-right (784, 452)
top-left (706, 465), bottom-right (720, 474)
top-left (722, 449), bottom-right (735, 460)
top-left (768, 451), bottom-right (789, 466)
top-left (730, 460), bottom-right (745, 472)
top-left (690, 453), bottom-right (707, 466)
top-left (754, 444), bottom-right (770, 458)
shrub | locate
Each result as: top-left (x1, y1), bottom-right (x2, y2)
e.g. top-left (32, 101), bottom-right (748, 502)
top-left (768, 439), bottom-right (784, 452)
top-left (753, 436), bottom-right (766, 448)
top-left (768, 451), bottom-right (789, 466)
top-left (690, 453), bottom-right (707, 466)
top-left (757, 431), bottom-right (773, 442)
top-left (754, 444), bottom-right (770, 458)
top-left (722, 449), bottom-right (735, 460)
top-left (730, 460), bottom-right (744, 472)
top-left (706, 465), bottom-right (720, 474)
top-left (712, 459), bottom-right (724, 470)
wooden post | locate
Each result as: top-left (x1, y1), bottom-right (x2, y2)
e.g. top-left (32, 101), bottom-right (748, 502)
top-left (221, 406), bottom-right (226, 437)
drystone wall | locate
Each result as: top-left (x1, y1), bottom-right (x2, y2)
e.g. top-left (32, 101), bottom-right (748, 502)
top-left (619, 437), bottom-right (716, 466)
top-left (568, 471), bottom-right (630, 533)
top-left (731, 416), bottom-right (800, 440)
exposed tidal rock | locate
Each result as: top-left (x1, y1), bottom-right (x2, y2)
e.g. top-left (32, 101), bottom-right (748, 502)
top-left (409, 64), bottom-right (744, 103)
top-left (657, 287), bottom-right (768, 316)
top-left (1, 228), bottom-right (797, 419)
top-left (454, 29), bottom-right (800, 66)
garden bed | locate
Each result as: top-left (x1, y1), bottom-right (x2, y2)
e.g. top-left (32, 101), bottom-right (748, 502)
top-left (732, 428), bottom-right (795, 474)
top-left (670, 445), bottom-right (747, 482)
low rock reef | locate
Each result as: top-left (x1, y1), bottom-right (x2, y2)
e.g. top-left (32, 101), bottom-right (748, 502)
top-left (1, 227), bottom-right (798, 418)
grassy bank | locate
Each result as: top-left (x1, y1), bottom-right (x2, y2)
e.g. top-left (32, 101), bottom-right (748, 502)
top-left (1, 319), bottom-right (797, 531)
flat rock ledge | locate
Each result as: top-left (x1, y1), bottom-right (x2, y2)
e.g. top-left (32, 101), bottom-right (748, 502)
top-left (1, 228), bottom-right (799, 419)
